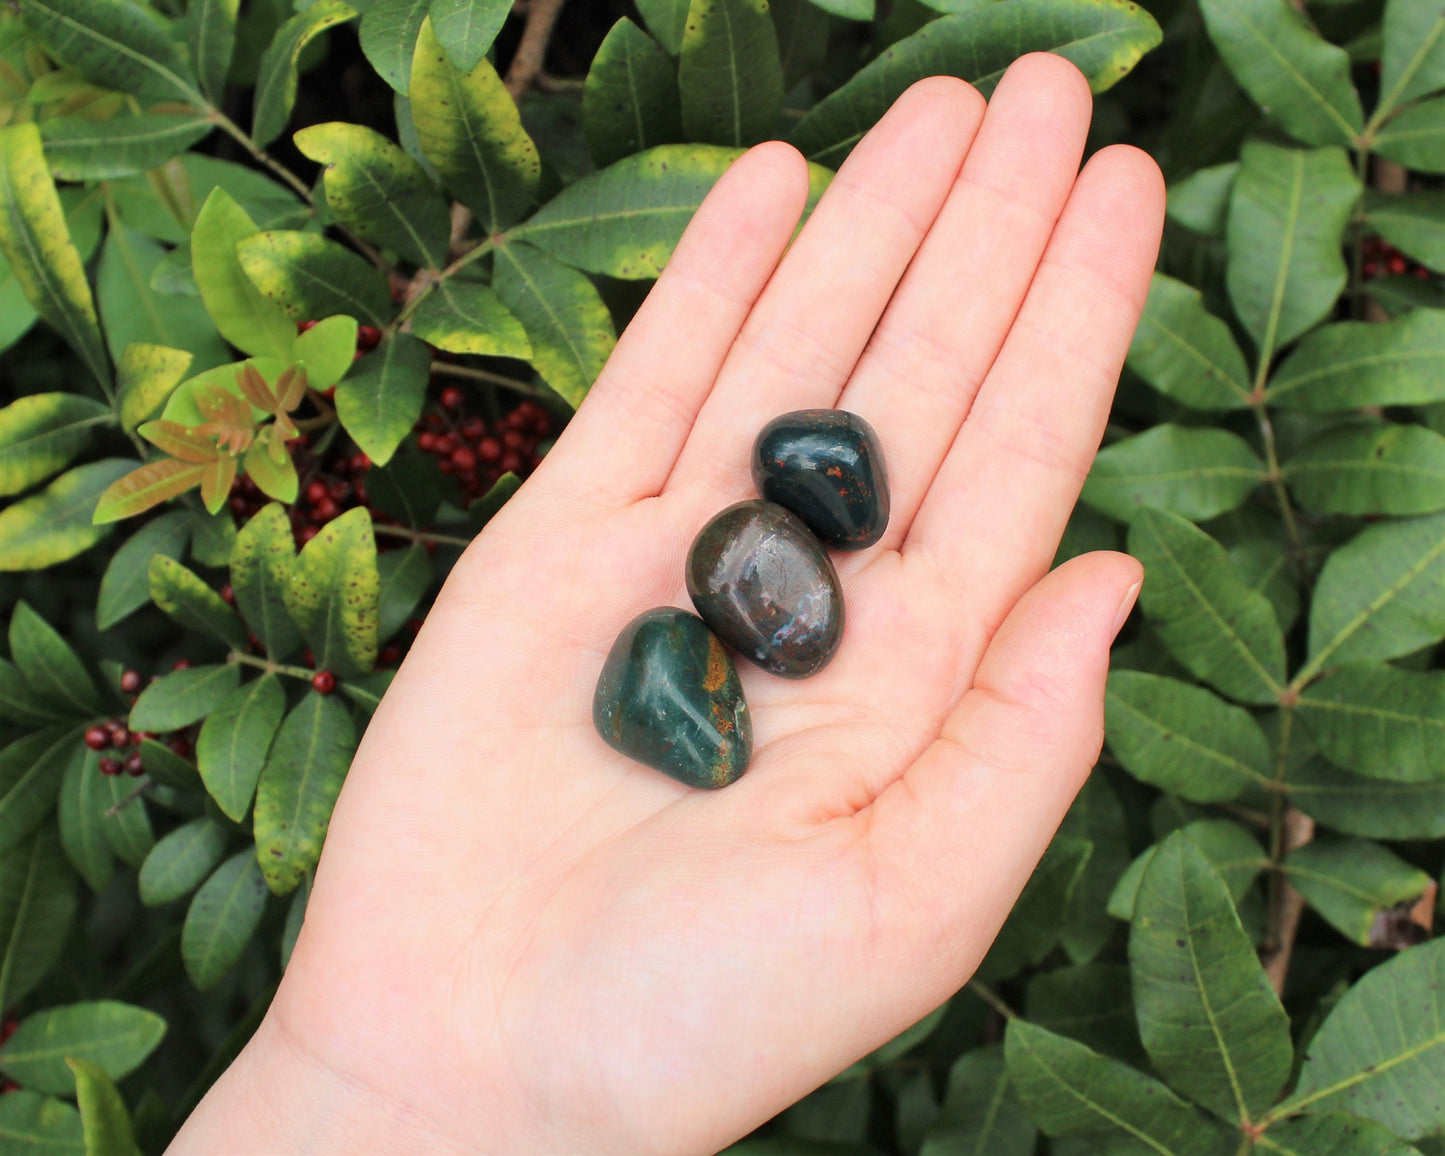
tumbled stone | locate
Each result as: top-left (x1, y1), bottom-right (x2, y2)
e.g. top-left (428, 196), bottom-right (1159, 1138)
top-left (752, 409), bottom-right (889, 550)
top-left (593, 607), bottom-right (751, 788)
top-left (686, 499), bottom-right (844, 679)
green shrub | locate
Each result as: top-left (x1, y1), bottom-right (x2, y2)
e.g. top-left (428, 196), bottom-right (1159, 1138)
top-left (0, 0), bottom-right (1442, 1150)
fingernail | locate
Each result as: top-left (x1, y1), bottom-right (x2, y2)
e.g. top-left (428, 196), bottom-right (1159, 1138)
top-left (1112, 580), bottom-right (1142, 636)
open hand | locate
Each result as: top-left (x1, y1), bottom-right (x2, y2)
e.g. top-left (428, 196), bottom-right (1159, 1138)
top-left (171, 52), bottom-right (1164, 1156)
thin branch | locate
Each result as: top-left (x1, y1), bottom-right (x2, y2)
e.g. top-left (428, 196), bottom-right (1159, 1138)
top-left (104, 777), bottom-right (151, 817)
top-left (505, 0), bottom-right (567, 97)
top-left (373, 524), bottom-right (474, 549)
top-left (429, 359), bottom-right (552, 399)
top-left (1264, 806), bottom-right (1315, 997)
top-left (228, 651), bottom-right (318, 681)
top-left (967, 981), bottom-right (1017, 1021)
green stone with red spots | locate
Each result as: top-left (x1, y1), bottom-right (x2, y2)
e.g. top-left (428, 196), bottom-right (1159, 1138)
top-left (752, 409), bottom-right (889, 550)
top-left (687, 500), bottom-right (844, 679)
top-left (593, 607), bottom-right (751, 788)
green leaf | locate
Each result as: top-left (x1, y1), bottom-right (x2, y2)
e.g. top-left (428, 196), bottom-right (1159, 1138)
top-left (334, 334), bottom-right (432, 467)
top-left (148, 555), bottom-right (248, 650)
top-left (1257, 1113), bottom-right (1426, 1156)
top-left (280, 874), bottom-right (308, 968)
top-left (0, 459), bottom-right (134, 569)
top-left (1130, 832), bottom-right (1291, 1123)
top-left (229, 502), bottom-right (302, 659)
top-left (428, 0), bottom-right (508, 72)
top-left (1227, 141), bottom-right (1359, 360)
top-left (1025, 963), bottom-right (1142, 1063)
top-left (1379, 0), bottom-right (1445, 117)
top-left (772, 0), bottom-right (833, 89)
top-left (237, 230), bottom-right (393, 326)
top-left (189, 506), bottom-right (237, 567)
top-left (18, 0), bottom-right (199, 103)
top-left (1128, 508), bottom-right (1287, 705)
top-left (0, 1090), bottom-right (84, 1154)
top-left (283, 506), bottom-right (379, 677)
top-left (128, 664), bottom-right (241, 732)
top-left (138, 737), bottom-right (201, 791)
top-left (0, 1001), bottom-right (166, 1097)
top-left (636, 0), bottom-right (688, 53)
top-left (138, 817), bottom-right (228, 906)
top-left (1127, 274), bottom-right (1252, 411)
top-left (0, 660), bottom-right (70, 728)
top-left (253, 690), bottom-right (356, 894)
top-left (68, 1058), bottom-right (141, 1156)
top-left (39, 113), bottom-right (213, 181)
top-left (1197, 0), bottom-right (1363, 147)
top-left (252, 1), bottom-right (358, 147)
top-left (918, 1046), bottom-right (1035, 1156)
top-left (191, 188), bottom-right (296, 361)
top-left (295, 122), bottom-right (450, 270)
top-left (96, 512), bottom-right (191, 630)
top-left (1284, 422), bottom-right (1445, 515)
top-left (0, 728), bottom-right (80, 858)
top-left (1298, 664), bottom-right (1445, 782)
top-left (787, 0), bottom-right (1161, 167)
top-left (58, 749), bottom-right (115, 895)
top-left (1166, 162), bottom-right (1237, 237)
top-left (292, 314), bottom-right (357, 390)
top-left (1284, 837), bottom-right (1432, 945)
top-left (10, 601), bottom-right (102, 717)
top-left (584, 18), bottom-right (684, 168)
top-left (409, 280), bottom-right (531, 358)
top-left (360, 0), bottom-right (429, 94)
top-left (0, 124), bottom-right (109, 388)
top-left (1005, 1020), bottom-right (1236, 1156)
top-left (1307, 511), bottom-right (1445, 671)
top-left (182, 848), bottom-right (267, 989)
top-left (0, 825), bottom-right (79, 1014)
top-left (1284, 936), bottom-right (1445, 1138)
top-left (493, 241), bottom-right (616, 408)
top-left (196, 673), bottom-right (284, 822)
top-left (1104, 670), bottom-right (1273, 802)
top-left (117, 343), bottom-right (193, 432)
top-left (1288, 755), bottom-right (1445, 839)
top-left (179, 0), bottom-right (238, 101)
top-left (339, 669), bottom-right (393, 714)
top-left (1267, 310), bottom-right (1445, 410)
top-left (377, 544), bottom-right (432, 643)
top-left (513, 144), bottom-right (833, 280)
top-left (409, 19), bottom-right (540, 231)
top-left (1366, 192), bottom-right (1445, 271)
top-left (0, 393), bottom-right (111, 499)
top-left (1083, 425), bottom-right (1265, 524)
top-left (98, 771), bottom-right (151, 868)
top-left (977, 836), bottom-right (1092, 982)
top-left (678, 0), bottom-right (783, 147)
top-left (97, 221), bottom-right (229, 371)
top-left (1375, 96), bottom-right (1445, 173)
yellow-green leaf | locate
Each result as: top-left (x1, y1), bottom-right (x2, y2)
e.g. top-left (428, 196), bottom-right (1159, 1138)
top-left (409, 279), bottom-right (530, 358)
top-left (117, 344), bottom-right (193, 432)
top-left (334, 333), bottom-right (433, 466)
top-left (68, 1057), bottom-right (142, 1156)
top-left (229, 502), bottom-right (302, 659)
top-left (252, 1), bottom-right (358, 147)
top-left (282, 506), bottom-right (379, 676)
top-left (678, 0), bottom-right (783, 148)
top-left (191, 188), bottom-right (297, 360)
top-left (149, 554), bottom-right (248, 650)
top-left (0, 392), bottom-right (111, 498)
top-left (237, 230), bottom-right (393, 326)
top-left (0, 459), bottom-right (134, 567)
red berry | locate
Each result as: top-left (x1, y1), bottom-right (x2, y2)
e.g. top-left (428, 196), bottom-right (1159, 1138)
top-left (220, 583), bottom-right (235, 605)
top-left (315, 497), bottom-right (339, 521)
top-left (506, 409), bottom-right (531, 431)
top-left (229, 495), bottom-right (249, 515)
top-left (379, 645), bottom-right (401, 665)
top-left (311, 670), bottom-right (337, 695)
top-left (438, 459), bottom-right (455, 474)
top-left (418, 431), bottom-right (439, 452)
top-left (168, 737), bottom-right (192, 759)
top-left (437, 433), bottom-right (459, 454)
top-left (461, 416), bottom-right (486, 439)
top-left (125, 753), bottom-right (144, 776)
top-left (329, 480), bottom-right (349, 501)
top-left (1418, 266), bottom-right (1432, 280)
top-left (452, 446), bottom-right (476, 471)
top-left (119, 669), bottom-right (142, 694)
top-left (299, 525), bottom-right (319, 545)
top-left (350, 453), bottom-right (370, 473)
top-left (440, 386), bottom-right (464, 410)
top-left (477, 437), bottom-right (501, 463)
top-left (109, 726), bottom-right (131, 749)
top-left (84, 726), bottom-right (111, 750)
top-left (502, 429), bottom-right (526, 451)
top-left (501, 452), bottom-right (524, 474)
top-left (173, 659), bottom-right (191, 671)
top-left (460, 469), bottom-right (479, 489)
top-left (426, 413), bottom-right (446, 432)
top-left (357, 324), bottom-right (382, 350)
top-left (1388, 254), bottom-right (1408, 276)
top-left (297, 320), bottom-right (319, 333)
top-left (306, 479), bottom-right (329, 505)
top-left (303, 648), bottom-right (315, 667)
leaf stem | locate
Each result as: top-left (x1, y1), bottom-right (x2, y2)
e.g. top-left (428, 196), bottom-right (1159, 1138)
top-left (104, 776), bottom-right (151, 817)
top-left (227, 650), bottom-right (317, 681)
top-left (967, 981), bottom-right (1017, 1020)
top-left (372, 524), bottom-right (473, 549)
top-left (429, 359), bottom-right (551, 398)
top-left (1253, 401), bottom-right (1305, 570)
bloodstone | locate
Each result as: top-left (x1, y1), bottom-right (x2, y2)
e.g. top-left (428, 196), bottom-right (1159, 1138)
top-left (752, 409), bottom-right (889, 550)
top-left (593, 607), bottom-right (751, 789)
top-left (687, 500), bottom-right (844, 678)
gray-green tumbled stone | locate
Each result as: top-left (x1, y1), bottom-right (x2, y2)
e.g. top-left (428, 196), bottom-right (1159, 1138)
top-left (593, 607), bottom-right (751, 788)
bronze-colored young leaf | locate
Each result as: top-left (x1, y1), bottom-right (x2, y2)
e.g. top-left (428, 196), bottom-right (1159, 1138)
top-left (93, 458), bottom-right (209, 523)
top-left (138, 421), bottom-right (219, 463)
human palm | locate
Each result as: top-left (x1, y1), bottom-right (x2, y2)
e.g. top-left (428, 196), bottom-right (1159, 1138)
top-left (172, 54), bottom-right (1163, 1156)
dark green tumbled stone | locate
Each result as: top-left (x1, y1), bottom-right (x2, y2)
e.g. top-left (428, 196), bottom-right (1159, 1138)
top-left (593, 607), bottom-right (751, 789)
top-left (752, 409), bottom-right (889, 550)
top-left (686, 500), bottom-right (844, 679)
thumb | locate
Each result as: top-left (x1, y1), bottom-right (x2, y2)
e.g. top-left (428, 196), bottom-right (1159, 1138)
top-left (863, 551), bottom-right (1141, 997)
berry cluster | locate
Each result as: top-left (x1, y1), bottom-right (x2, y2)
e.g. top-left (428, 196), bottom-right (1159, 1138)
top-left (415, 391), bottom-right (551, 501)
top-left (1362, 236), bottom-right (1433, 281)
top-left (83, 666), bottom-right (196, 776)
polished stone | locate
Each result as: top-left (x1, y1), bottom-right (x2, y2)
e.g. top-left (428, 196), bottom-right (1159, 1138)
top-left (686, 500), bottom-right (844, 679)
top-left (752, 409), bottom-right (889, 550)
top-left (593, 607), bottom-right (751, 788)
